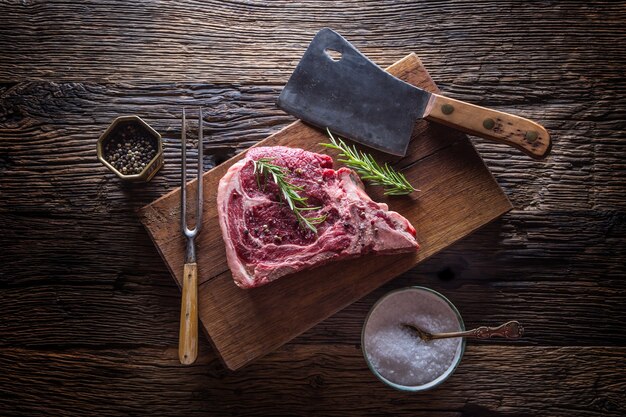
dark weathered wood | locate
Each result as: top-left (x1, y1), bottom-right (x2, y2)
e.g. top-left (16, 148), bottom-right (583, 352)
top-left (0, 345), bottom-right (624, 417)
top-left (0, 0), bottom-right (625, 415)
top-left (0, 1), bottom-right (624, 85)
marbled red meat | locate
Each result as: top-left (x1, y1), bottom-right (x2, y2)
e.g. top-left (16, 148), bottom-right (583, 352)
top-left (217, 146), bottom-right (418, 289)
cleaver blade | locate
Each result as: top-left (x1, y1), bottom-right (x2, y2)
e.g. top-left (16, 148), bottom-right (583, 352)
top-left (278, 28), bottom-right (551, 159)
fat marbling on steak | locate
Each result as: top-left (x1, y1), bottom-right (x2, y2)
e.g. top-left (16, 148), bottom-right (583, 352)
top-left (217, 146), bottom-right (418, 289)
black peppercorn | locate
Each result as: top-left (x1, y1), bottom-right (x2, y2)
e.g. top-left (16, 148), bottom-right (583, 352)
top-left (103, 122), bottom-right (158, 176)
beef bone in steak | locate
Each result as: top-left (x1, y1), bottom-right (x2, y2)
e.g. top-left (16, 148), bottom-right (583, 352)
top-left (217, 146), bottom-right (419, 289)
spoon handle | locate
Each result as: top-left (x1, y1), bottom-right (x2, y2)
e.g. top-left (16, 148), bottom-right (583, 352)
top-left (430, 321), bottom-right (524, 340)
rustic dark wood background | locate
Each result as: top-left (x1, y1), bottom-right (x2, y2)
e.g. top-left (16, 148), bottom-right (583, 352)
top-left (1, 1), bottom-right (624, 416)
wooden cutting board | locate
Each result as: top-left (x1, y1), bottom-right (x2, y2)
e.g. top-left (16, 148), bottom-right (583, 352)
top-left (138, 53), bottom-right (512, 371)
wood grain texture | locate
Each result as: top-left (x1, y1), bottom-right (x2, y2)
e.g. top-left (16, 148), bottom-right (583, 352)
top-left (1, 0), bottom-right (625, 415)
top-left (178, 262), bottom-right (198, 365)
top-left (0, 345), bottom-right (624, 417)
top-left (426, 93), bottom-right (551, 159)
top-left (139, 54), bottom-right (512, 370)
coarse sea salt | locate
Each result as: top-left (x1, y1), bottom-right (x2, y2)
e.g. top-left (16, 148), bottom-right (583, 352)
top-left (363, 288), bottom-right (463, 387)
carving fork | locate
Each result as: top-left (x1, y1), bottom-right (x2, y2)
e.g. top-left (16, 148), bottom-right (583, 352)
top-left (179, 108), bottom-right (203, 365)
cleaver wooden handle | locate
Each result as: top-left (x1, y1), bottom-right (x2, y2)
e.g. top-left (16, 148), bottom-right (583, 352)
top-left (425, 94), bottom-right (551, 159)
top-left (179, 262), bottom-right (198, 365)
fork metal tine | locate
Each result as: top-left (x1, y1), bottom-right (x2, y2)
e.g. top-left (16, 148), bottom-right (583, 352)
top-left (181, 107), bottom-right (203, 239)
top-left (195, 108), bottom-right (203, 233)
top-left (181, 108), bottom-right (188, 234)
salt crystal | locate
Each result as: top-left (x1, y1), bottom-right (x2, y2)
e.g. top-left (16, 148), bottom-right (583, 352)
top-left (363, 288), bottom-right (463, 387)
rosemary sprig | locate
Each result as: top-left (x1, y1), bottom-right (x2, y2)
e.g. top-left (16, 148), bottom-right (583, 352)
top-left (320, 128), bottom-right (417, 196)
top-left (253, 158), bottom-right (327, 233)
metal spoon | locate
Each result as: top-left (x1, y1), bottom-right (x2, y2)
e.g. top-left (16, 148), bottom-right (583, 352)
top-left (402, 321), bottom-right (524, 342)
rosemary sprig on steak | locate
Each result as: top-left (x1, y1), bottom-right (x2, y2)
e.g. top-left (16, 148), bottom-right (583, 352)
top-left (321, 128), bottom-right (417, 196)
top-left (253, 158), bottom-right (327, 233)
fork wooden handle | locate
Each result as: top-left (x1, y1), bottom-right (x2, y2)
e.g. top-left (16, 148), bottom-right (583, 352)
top-left (426, 94), bottom-right (551, 159)
top-left (179, 262), bottom-right (198, 365)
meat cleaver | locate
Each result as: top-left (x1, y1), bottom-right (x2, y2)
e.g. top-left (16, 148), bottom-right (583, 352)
top-left (278, 28), bottom-right (551, 158)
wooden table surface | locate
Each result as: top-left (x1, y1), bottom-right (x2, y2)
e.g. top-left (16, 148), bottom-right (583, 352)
top-left (1, 1), bottom-right (624, 416)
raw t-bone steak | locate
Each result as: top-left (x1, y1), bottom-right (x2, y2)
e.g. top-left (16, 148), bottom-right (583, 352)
top-left (217, 146), bottom-right (419, 289)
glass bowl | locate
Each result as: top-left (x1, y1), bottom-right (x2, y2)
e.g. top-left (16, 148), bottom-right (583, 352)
top-left (361, 286), bottom-right (465, 392)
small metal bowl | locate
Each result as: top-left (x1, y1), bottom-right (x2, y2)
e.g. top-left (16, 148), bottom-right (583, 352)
top-left (361, 286), bottom-right (466, 392)
top-left (97, 115), bottom-right (164, 182)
